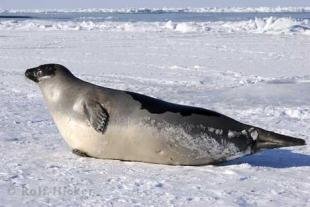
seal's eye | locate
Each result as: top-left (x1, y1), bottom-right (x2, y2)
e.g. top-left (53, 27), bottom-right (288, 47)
top-left (37, 69), bottom-right (44, 77)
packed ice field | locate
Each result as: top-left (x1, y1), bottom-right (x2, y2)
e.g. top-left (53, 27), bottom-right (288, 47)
top-left (0, 7), bottom-right (310, 207)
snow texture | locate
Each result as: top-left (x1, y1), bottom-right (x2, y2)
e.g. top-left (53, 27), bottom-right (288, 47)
top-left (0, 11), bottom-right (310, 207)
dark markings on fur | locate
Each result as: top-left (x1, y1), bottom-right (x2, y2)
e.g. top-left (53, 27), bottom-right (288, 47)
top-left (126, 91), bottom-right (222, 117)
top-left (84, 100), bottom-right (109, 134)
top-left (25, 64), bottom-right (59, 82)
top-left (72, 149), bottom-right (90, 157)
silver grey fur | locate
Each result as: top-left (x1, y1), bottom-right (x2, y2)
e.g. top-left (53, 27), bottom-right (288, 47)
top-left (25, 64), bottom-right (306, 165)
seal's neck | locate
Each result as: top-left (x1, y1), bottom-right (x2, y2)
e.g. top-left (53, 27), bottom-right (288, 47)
top-left (39, 75), bottom-right (82, 106)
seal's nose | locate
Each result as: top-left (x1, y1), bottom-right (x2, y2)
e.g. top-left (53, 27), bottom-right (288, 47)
top-left (25, 69), bottom-right (31, 78)
top-left (25, 68), bottom-right (39, 82)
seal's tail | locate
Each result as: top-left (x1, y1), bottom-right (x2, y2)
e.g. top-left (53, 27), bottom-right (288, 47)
top-left (253, 128), bottom-right (306, 152)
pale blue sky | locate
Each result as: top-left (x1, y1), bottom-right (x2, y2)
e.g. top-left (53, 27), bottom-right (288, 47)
top-left (1, 0), bottom-right (310, 9)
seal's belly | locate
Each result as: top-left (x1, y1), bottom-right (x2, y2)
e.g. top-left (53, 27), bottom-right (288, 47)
top-left (52, 114), bottom-right (250, 165)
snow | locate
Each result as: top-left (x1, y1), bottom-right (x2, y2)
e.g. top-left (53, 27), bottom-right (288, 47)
top-left (0, 18), bottom-right (310, 206)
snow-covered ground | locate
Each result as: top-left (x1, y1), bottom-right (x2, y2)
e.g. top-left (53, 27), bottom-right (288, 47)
top-left (0, 22), bottom-right (310, 206)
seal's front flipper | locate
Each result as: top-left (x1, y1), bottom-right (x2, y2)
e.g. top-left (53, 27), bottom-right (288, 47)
top-left (252, 128), bottom-right (306, 152)
top-left (72, 149), bottom-right (90, 157)
top-left (83, 100), bottom-right (109, 134)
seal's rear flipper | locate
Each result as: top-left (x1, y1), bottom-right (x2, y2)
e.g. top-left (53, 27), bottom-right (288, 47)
top-left (253, 128), bottom-right (306, 152)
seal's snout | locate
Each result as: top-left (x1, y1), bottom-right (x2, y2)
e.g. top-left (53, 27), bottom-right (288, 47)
top-left (25, 69), bottom-right (31, 77)
top-left (25, 68), bottom-right (39, 82)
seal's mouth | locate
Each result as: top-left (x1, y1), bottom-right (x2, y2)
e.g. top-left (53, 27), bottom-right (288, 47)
top-left (25, 68), bottom-right (39, 83)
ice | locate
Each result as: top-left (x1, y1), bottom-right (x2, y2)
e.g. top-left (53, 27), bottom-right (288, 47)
top-left (0, 11), bottom-right (310, 207)
top-left (0, 17), bottom-right (309, 35)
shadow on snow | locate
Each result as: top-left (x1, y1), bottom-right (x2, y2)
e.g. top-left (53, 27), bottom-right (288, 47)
top-left (222, 149), bottom-right (310, 168)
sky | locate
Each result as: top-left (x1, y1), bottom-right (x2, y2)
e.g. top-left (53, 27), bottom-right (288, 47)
top-left (1, 0), bottom-right (310, 9)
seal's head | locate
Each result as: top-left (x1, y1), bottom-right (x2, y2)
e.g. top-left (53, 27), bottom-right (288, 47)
top-left (25, 64), bottom-right (73, 83)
